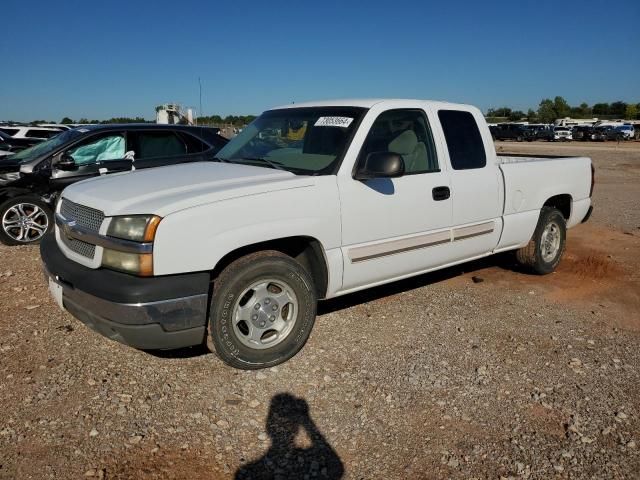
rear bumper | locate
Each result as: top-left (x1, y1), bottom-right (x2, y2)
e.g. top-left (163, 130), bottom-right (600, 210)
top-left (40, 234), bottom-right (209, 350)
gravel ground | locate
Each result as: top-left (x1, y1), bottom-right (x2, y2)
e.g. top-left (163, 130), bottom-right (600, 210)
top-left (1, 142), bottom-right (639, 479)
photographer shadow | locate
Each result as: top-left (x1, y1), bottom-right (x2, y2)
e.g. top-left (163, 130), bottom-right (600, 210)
top-left (235, 393), bottom-right (344, 480)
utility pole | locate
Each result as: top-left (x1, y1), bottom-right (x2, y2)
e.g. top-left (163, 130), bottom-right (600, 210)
top-left (199, 77), bottom-right (203, 125)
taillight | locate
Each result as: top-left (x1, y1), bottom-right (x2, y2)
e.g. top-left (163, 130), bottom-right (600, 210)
top-left (590, 163), bottom-right (595, 197)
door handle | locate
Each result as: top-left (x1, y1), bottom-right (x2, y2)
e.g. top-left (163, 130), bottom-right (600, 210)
top-left (432, 186), bottom-right (450, 201)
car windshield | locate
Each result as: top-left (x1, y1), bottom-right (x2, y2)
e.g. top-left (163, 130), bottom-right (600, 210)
top-left (215, 107), bottom-right (366, 175)
top-left (9, 128), bottom-right (84, 163)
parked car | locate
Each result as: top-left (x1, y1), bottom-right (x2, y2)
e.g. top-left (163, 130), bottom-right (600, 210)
top-left (0, 124), bottom-right (228, 245)
top-left (37, 123), bottom-right (75, 131)
top-left (591, 126), bottom-right (621, 141)
top-left (615, 125), bottom-right (635, 140)
top-left (572, 125), bottom-right (593, 141)
top-left (41, 99), bottom-right (594, 369)
top-left (490, 124), bottom-right (533, 141)
top-left (534, 126), bottom-right (555, 141)
top-left (553, 127), bottom-right (573, 141)
top-left (0, 125), bottom-right (64, 141)
top-left (0, 131), bottom-right (34, 156)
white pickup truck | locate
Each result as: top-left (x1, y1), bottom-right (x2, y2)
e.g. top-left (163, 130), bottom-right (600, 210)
top-left (41, 99), bottom-right (594, 369)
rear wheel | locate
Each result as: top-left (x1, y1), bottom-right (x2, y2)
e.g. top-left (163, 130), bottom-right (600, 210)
top-left (0, 196), bottom-right (53, 246)
top-left (515, 207), bottom-right (566, 275)
top-left (208, 251), bottom-right (317, 369)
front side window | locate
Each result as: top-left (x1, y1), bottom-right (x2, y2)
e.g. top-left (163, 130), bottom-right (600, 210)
top-left (66, 134), bottom-right (125, 165)
top-left (358, 109), bottom-right (438, 174)
top-left (438, 110), bottom-right (487, 170)
top-left (216, 107), bottom-right (366, 175)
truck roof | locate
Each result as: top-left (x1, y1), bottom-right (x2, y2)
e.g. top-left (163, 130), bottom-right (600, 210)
top-left (271, 98), bottom-right (476, 111)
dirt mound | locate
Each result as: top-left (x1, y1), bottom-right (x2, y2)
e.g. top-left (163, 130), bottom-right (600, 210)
top-left (560, 251), bottom-right (620, 280)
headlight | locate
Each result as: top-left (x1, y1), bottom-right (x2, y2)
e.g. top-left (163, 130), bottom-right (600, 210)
top-left (0, 172), bottom-right (20, 185)
top-left (102, 215), bottom-right (161, 276)
top-left (107, 215), bottom-right (161, 242)
top-left (102, 249), bottom-right (154, 276)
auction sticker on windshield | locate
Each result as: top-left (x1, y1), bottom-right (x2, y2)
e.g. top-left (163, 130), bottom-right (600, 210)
top-left (314, 116), bottom-right (354, 128)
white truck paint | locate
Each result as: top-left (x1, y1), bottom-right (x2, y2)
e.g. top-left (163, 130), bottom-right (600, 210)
top-left (43, 99), bottom-right (593, 368)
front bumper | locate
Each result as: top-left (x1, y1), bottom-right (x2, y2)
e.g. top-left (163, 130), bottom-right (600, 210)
top-left (40, 234), bottom-right (209, 350)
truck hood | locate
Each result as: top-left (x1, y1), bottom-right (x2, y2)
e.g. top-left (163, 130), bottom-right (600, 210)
top-left (62, 161), bottom-right (315, 217)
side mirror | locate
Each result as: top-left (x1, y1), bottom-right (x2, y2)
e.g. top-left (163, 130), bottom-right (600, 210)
top-left (56, 154), bottom-right (77, 170)
top-left (354, 152), bottom-right (405, 180)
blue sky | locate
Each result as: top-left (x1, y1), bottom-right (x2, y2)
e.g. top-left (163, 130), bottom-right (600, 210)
top-left (1, 0), bottom-right (638, 121)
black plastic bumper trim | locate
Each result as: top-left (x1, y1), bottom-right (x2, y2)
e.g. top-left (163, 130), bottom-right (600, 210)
top-left (64, 296), bottom-right (206, 350)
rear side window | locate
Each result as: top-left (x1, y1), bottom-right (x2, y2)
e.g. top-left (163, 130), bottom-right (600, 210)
top-left (438, 110), bottom-right (486, 170)
top-left (25, 129), bottom-right (60, 139)
top-left (174, 131), bottom-right (209, 154)
top-left (0, 127), bottom-right (19, 136)
top-left (131, 131), bottom-right (187, 159)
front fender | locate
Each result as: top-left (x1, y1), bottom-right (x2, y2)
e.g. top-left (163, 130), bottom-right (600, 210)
top-left (152, 179), bottom-right (341, 276)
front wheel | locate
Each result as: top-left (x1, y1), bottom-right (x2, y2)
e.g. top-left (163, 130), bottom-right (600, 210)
top-left (208, 250), bottom-right (317, 369)
top-left (0, 196), bottom-right (53, 246)
top-left (515, 207), bottom-right (566, 274)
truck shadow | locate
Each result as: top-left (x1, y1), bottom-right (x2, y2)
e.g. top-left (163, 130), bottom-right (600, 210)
top-left (235, 392), bottom-right (344, 480)
top-left (318, 251), bottom-right (519, 315)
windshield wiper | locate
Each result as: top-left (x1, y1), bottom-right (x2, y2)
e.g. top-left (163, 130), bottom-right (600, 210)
top-left (235, 157), bottom-right (286, 171)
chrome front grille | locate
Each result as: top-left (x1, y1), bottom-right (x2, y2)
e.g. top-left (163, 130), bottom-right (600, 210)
top-left (61, 235), bottom-right (96, 259)
top-left (60, 198), bottom-right (104, 232)
top-left (59, 198), bottom-right (104, 259)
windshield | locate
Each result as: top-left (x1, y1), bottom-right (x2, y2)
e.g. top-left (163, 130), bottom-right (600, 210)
top-left (10, 128), bottom-right (84, 163)
top-left (216, 107), bottom-right (366, 175)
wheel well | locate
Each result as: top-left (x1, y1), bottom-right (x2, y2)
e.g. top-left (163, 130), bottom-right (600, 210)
top-left (211, 236), bottom-right (329, 299)
top-left (543, 194), bottom-right (572, 220)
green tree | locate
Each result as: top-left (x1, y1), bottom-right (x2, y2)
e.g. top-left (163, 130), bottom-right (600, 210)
top-left (609, 101), bottom-right (627, 117)
top-left (508, 110), bottom-right (525, 121)
top-left (526, 109), bottom-right (537, 122)
top-left (60, 117), bottom-right (74, 124)
top-left (537, 99), bottom-right (556, 123)
top-left (553, 96), bottom-right (571, 118)
top-left (592, 103), bottom-right (610, 115)
top-left (579, 102), bottom-right (592, 117)
top-left (487, 107), bottom-right (511, 118)
top-left (625, 104), bottom-right (638, 120)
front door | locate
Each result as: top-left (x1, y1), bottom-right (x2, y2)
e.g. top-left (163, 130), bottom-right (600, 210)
top-left (50, 132), bottom-right (129, 191)
top-left (338, 108), bottom-right (453, 292)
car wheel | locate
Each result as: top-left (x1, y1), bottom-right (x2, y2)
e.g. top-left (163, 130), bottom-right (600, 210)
top-left (516, 136), bottom-right (523, 142)
top-left (0, 196), bottom-right (53, 246)
top-left (515, 207), bottom-right (566, 275)
top-left (208, 250), bottom-right (317, 369)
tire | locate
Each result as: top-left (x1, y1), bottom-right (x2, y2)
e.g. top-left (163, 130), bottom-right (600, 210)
top-left (0, 196), bottom-right (53, 246)
top-left (516, 136), bottom-right (523, 142)
top-left (515, 207), bottom-right (566, 275)
top-left (208, 250), bottom-right (317, 369)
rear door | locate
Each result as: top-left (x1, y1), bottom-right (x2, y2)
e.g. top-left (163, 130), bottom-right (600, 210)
top-left (127, 130), bottom-right (209, 169)
top-left (338, 107), bottom-right (453, 291)
top-left (434, 109), bottom-right (502, 262)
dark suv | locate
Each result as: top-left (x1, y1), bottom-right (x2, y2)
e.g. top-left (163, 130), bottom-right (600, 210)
top-left (490, 124), bottom-right (533, 141)
top-left (0, 124), bottom-right (227, 245)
